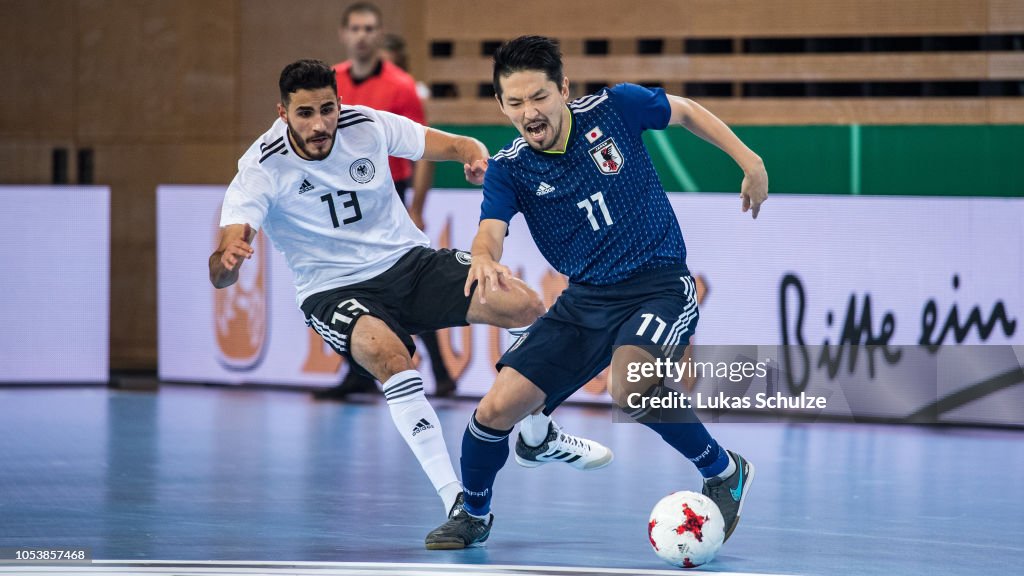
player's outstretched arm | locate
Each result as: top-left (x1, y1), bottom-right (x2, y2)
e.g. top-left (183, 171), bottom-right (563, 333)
top-left (666, 95), bottom-right (768, 219)
top-left (209, 223), bottom-right (254, 289)
top-left (422, 128), bottom-right (490, 185)
top-left (465, 219), bottom-right (513, 303)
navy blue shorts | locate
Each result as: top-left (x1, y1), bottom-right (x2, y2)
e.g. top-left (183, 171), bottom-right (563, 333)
top-left (499, 266), bottom-right (699, 414)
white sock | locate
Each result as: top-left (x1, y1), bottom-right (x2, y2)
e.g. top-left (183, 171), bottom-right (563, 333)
top-left (518, 412), bottom-right (552, 447)
top-left (383, 370), bottom-right (460, 515)
top-left (715, 451), bottom-right (737, 480)
top-left (438, 481), bottom-right (462, 515)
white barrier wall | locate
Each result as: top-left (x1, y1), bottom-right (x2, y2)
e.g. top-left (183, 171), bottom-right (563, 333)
top-left (678, 195), bottom-right (1023, 349)
top-left (158, 185), bottom-right (338, 386)
top-left (157, 186), bottom-right (1023, 424)
top-left (0, 186), bottom-right (110, 383)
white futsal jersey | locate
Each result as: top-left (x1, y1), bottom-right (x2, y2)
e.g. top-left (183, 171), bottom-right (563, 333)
top-left (220, 105), bottom-right (429, 306)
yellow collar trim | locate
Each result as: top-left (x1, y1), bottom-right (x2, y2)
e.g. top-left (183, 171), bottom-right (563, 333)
top-left (541, 107), bottom-right (572, 155)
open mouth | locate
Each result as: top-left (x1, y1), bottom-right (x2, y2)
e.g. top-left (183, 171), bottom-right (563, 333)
top-left (525, 121), bottom-right (548, 142)
top-left (309, 134), bottom-right (331, 146)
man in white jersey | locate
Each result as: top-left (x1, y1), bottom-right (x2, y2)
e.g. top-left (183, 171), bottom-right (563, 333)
top-left (209, 59), bottom-right (612, 521)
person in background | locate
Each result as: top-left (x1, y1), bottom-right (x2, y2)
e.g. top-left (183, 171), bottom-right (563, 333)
top-left (317, 1), bottom-right (455, 399)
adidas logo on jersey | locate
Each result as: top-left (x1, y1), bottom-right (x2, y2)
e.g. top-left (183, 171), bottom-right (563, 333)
top-left (298, 179), bottom-right (315, 194)
top-left (536, 181), bottom-right (556, 196)
top-left (411, 417), bottom-right (434, 436)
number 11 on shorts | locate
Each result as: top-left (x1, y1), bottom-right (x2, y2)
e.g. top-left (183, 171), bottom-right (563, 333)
top-left (636, 313), bottom-right (667, 343)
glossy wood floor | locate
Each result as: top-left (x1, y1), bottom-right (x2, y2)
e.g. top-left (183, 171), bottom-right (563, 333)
top-left (0, 385), bottom-right (1021, 575)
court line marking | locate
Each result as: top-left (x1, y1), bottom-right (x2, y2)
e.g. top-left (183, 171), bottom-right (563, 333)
top-left (0, 559), bottom-right (795, 576)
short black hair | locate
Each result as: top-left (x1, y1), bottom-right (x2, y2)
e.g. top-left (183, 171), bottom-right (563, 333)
top-left (382, 33), bottom-right (408, 70)
top-left (341, 2), bottom-right (382, 27)
top-left (492, 35), bottom-right (564, 101)
top-left (279, 59), bottom-right (337, 105)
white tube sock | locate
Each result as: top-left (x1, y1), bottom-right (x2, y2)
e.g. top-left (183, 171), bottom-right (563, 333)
top-left (518, 411), bottom-right (552, 447)
top-left (383, 370), bottom-right (461, 515)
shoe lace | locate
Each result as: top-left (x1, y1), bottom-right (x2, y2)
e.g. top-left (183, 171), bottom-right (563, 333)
top-left (703, 476), bottom-right (726, 500)
top-left (436, 512), bottom-right (472, 536)
top-left (555, 432), bottom-right (590, 454)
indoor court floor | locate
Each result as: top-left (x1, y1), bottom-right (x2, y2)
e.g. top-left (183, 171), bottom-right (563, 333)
top-left (0, 385), bottom-right (1021, 576)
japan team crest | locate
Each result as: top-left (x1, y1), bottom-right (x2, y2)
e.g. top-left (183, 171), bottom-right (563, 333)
top-left (588, 138), bottom-right (624, 175)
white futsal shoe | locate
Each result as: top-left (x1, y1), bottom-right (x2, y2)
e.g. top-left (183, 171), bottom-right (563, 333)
top-left (514, 420), bottom-right (613, 470)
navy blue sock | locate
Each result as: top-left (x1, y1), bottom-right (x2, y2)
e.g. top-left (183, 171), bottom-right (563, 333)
top-left (460, 411), bottom-right (512, 516)
top-left (629, 385), bottom-right (729, 478)
top-left (645, 420), bottom-right (729, 478)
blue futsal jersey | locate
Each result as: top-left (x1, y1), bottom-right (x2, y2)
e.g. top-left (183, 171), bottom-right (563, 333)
top-left (482, 83), bottom-right (688, 286)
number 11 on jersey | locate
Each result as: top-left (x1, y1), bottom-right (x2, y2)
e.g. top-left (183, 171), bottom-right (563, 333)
top-left (577, 191), bottom-right (614, 231)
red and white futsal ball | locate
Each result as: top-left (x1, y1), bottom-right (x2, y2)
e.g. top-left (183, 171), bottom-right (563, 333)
top-left (648, 491), bottom-right (725, 568)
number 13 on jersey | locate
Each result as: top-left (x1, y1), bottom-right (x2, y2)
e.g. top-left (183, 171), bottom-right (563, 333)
top-left (577, 191), bottom-right (614, 231)
top-left (320, 190), bottom-right (362, 228)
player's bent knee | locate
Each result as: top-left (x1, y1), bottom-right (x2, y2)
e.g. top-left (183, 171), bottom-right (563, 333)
top-left (350, 316), bottom-right (414, 380)
top-left (512, 300), bottom-right (544, 327)
top-left (379, 353), bottom-right (415, 380)
top-left (506, 283), bottom-right (545, 326)
top-left (610, 367), bottom-right (665, 404)
top-left (466, 287), bottom-right (543, 328)
top-left (474, 398), bottom-right (527, 431)
top-left (607, 379), bottom-right (641, 408)
top-left (354, 349), bottom-right (413, 382)
top-left (473, 400), bottom-right (504, 429)
top-left (475, 369), bottom-right (547, 430)
top-left (609, 346), bottom-right (662, 407)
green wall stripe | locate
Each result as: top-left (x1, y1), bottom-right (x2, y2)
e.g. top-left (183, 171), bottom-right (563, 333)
top-left (649, 129), bottom-right (699, 192)
top-left (850, 124), bottom-right (861, 196)
top-left (433, 124), bottom-right (1024, 197)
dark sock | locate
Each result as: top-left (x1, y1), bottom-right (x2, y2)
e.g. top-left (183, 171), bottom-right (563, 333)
top-left (460, 411), bottom-right (512, 516)
top-left (629, 385), bottom-right (730, 478)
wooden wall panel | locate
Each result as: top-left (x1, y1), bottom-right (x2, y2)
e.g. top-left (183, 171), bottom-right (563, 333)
top-left (94, 142), bottom-right (238, 370)
top-left (0, 141), bottom-right (76, 184)
top-left (990, 0), bottom-right (1024, 33)
top-left (698, 0), bottom-right (989, 37)
top-left (0, 1), bottom-right (76, 138)
top-left (238, 0), bottom-right (409, 140)
top-left (426, 98), bottom-right (1024, 126)
top-left (426, 53), bottom-right (1024, 83)
top-left (424, 0), bottom-right (1007, 40)
top-left (75, 0), bottom-right (236, 144)
top-left (237, 0), bottom-right (338, 141)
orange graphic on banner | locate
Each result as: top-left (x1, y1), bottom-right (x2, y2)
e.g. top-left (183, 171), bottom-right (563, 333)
top-left (213, 221), bottom-right (269, 370)
top-left (438, 326), bottom-right (473, 380)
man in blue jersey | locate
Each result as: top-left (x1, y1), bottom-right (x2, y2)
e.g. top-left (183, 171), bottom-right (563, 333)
top-left (425, 36), bottom-right (768, 550)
